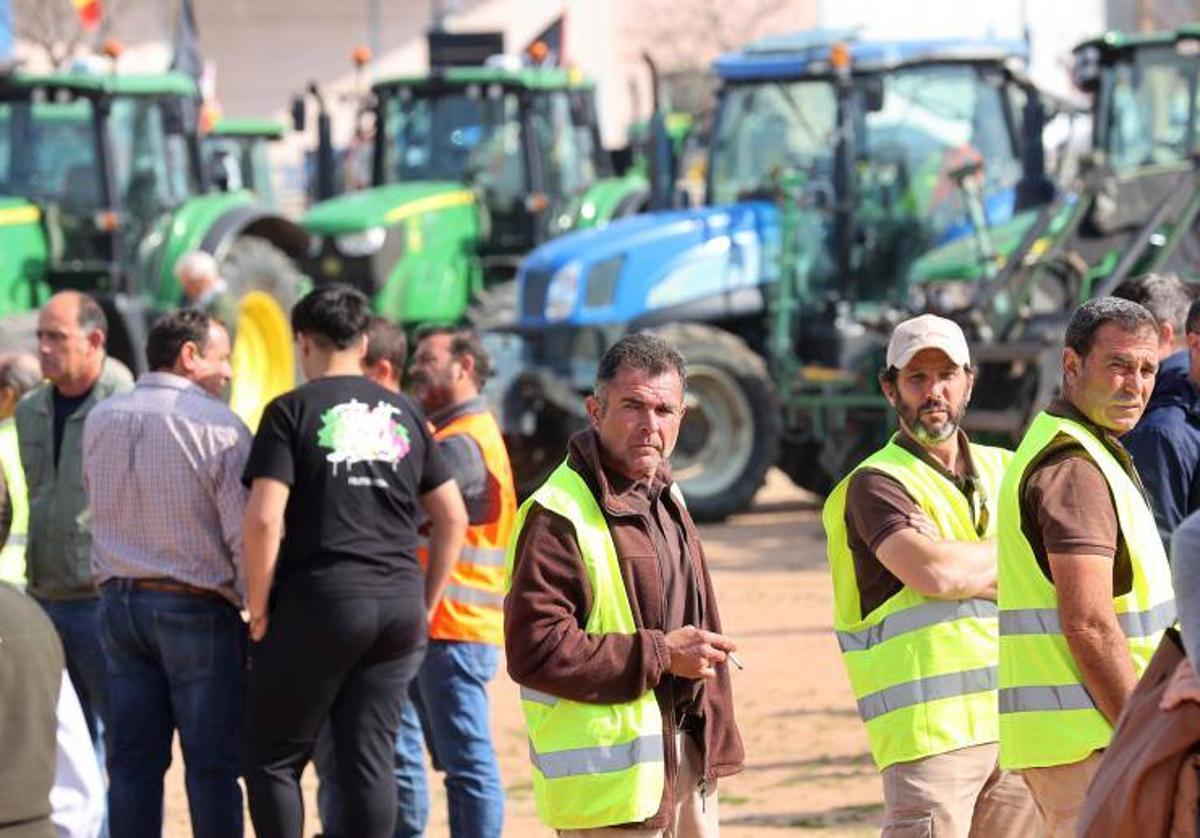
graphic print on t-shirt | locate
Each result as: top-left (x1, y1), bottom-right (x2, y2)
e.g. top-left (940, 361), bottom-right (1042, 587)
top-left (317, 399), bottom-right (412, 481)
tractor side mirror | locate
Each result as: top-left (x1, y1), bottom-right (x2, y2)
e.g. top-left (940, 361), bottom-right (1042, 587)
top-left (863, 77), bottom-right (885, 113)
top-left (291, 96), bottom-right (306, 132)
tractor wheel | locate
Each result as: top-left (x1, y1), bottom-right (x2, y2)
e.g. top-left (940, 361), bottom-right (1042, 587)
top-left (220, 235), bottom-right (305, 430)
top-left (651, 323), bottom-right (780, 522)
top-left (466, 279), bottom-right (518, 330)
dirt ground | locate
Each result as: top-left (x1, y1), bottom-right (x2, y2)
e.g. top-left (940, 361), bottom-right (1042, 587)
top-left (163, 471), bottom-right (884, 836)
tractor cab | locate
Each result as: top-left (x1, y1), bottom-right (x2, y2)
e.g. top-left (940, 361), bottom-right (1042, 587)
top-left (0, 72), bottom-right (204, 298)
top-left (302, 64), bottom-right (647, 325)
top-left (205, 118), bottom-right (284, 205)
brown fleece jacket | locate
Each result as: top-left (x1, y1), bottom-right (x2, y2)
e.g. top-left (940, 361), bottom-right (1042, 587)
top-left (504, 429), bottom-right (745, 830)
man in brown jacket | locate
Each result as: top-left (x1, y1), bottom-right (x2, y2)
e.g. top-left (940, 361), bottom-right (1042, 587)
top-left (504, 333), bottom-right (744, 837)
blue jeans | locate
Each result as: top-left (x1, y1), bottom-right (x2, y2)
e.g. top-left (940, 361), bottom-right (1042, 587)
top-left (37, 597), bottom-right (109, 765)
top-left (317, 640), bottom-right (503, 838)
top-left (98, 582), bottom-right (247, 838)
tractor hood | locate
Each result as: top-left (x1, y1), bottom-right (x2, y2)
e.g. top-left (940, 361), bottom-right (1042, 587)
top-left (0, 197), bottom-right (48, 316)
top-left (516, 201), bottom-right (781, 327)
top-left (302, 182), bottom-right (476, 235)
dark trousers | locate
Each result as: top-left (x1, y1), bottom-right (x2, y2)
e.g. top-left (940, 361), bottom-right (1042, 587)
top-left (98, 582), bottom-right (247, 838)
top-left (244, 586), bottom-right (426, 838)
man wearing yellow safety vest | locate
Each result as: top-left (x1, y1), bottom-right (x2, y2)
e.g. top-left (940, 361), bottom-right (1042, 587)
top-left (505, 333), bottom-right (744, 837)
top-left (823, 314), bottom-right (1038, 836)
top-left (997, 296), bottom-right (1176, 835)
top-left (0, 353), bottom-right (41, 586)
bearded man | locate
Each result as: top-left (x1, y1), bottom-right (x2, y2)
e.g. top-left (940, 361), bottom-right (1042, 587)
top-left (822, 314), bottom-right (1037, 837)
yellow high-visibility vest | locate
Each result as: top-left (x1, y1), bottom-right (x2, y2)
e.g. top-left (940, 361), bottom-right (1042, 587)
top-left (504, 461), bottom-right (665, 830)
top-left (0, 419), bottom-right (28, 587)
top-left (998, 411), bottom-right (1175, 770)
top-left (823, 436), bottom-right (1011, 769)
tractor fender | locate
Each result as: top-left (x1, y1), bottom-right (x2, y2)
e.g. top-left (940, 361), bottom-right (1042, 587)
top-left (199, 205), bottom-right (310, 264)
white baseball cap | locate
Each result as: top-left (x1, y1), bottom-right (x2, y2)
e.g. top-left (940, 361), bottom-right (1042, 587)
top-left (886, 314), bottom-right (971, 370)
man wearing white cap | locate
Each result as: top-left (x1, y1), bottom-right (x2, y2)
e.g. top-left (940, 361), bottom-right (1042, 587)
top-left (996, 297), bottom-right (1175, 835)
top-left (822, 314), bottom-right (1037, 836)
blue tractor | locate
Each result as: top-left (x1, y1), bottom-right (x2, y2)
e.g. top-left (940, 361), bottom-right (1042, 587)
top-left (494, 31), bottom-right (1057, 520)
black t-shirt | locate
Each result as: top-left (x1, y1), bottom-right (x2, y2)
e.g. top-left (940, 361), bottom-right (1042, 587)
top-left (243, 375), bottom-right (452, 597)
top-left (52, 386), bottom-right (92, 466)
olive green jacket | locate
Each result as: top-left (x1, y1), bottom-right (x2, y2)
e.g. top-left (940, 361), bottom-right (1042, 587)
top-left (15, 357), bottom-right (133, 600)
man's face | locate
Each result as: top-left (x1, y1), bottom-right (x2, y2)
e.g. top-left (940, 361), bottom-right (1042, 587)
top-left (36, 295), bottom-right (102, 387)
top-left (585, 366), bottom-right (686, 482)
top-left (1064, 322), bottom-right (1159, 434)
top-left (409, 334), bottom-right (460, 412)
top-left (181, 322), bottom-right (233, 397)
top-left (883, 348), bottom-right (973, 446)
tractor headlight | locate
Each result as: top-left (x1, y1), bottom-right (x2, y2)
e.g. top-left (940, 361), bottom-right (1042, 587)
top-left (335, 227), bottom-right (387, 257)
top-left (544, 262), bottom-right (581, 322)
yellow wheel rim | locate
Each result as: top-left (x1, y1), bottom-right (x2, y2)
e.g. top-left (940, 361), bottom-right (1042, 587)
top-left (229, 290), bottom-right (295, 431)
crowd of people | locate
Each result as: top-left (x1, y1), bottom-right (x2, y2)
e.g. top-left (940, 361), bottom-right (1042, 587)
top-left (824, 273), bottom-right (1200, 837)
top-left (7, 252), bottom-right (1200, 838)
top-left (0, 250), bottom-right (740, 838)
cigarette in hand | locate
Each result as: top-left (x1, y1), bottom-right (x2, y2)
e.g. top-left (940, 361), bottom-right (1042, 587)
top-left (728, 652), bottom-right (745, 670)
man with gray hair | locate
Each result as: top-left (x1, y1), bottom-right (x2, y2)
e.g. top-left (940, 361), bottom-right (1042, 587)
top-left (1112, 272), bottom-right (1192, 363)
top-left (0, 352), bottom-right (42, 585)
top-left (997, 296), bottom-right (1176, 835)
top-left (176, 250), bottom-right (238, 340)
top-left (504, 332), bottom-right (743, 837)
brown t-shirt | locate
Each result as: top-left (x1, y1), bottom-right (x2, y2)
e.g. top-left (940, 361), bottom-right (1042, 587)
top-left (844, 431), bottom-right (983, 616)
top-left (1018, 399), bottom-right (1131, 595)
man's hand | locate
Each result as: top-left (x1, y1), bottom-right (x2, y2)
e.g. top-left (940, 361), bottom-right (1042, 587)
top-left (665, 625), bottom-right (737, 680)
top-left (249, 613), bottom-right (269, 642)
top-left (1161, 657), bottom-right (1200, 710)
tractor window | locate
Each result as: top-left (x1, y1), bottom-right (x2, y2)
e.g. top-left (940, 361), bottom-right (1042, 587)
top-left (527, 90), bottom-right (597, 197)
top-left (109, 98), bottom-right (196, 217)
top-left (1105, 52), bottom-right (1197, 172)
top-left (860, 64), bottom-right (1022, 242)
top-left (380, 86), bottom-right (522, 190)
top-left (0, 98), bottom-right (103, 210)
top-left (709, 81), bottom-right (837, 206)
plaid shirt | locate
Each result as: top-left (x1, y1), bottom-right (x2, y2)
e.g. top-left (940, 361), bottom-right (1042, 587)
top-left (83, 372), bottom-right (252, 605)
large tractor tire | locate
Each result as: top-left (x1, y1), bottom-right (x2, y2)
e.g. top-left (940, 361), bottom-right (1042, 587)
top-left (651, 323), bottom-right (780, 522)
top-left (220, 235), bottom-right (305, 430)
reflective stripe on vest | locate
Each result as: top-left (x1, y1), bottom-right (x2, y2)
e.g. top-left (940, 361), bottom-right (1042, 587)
top-left (997, 412), bottom-right (1175, 771)
top-left (0, 420), bottom-right (28, 588)
top-left (504, 461), bottom-right (665, 830)
top-left (423, 408), bottom-right (516, 646)
top-left (822, 437), bottom-right (1012, 770)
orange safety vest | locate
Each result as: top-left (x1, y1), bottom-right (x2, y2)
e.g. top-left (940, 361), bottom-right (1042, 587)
top-left (419, 406), bottom-right (516, 646)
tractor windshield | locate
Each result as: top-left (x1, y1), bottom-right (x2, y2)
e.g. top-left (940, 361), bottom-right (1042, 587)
top-left (0, 97), bottom-right (104, 210)
top-left (379, 84), bottom-right (523, 192)
top-left (1102, 45), bottom-right (1200, 173)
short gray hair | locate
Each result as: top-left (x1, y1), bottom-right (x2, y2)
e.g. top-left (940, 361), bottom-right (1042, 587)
top-left (1112, 272), bottom-right (1192, 336)
top-left (595, 333), bottom-right (687, 398)
top-left (0, 353), bottom-right (42, 398)
top-left (174, 250), bottom-right (220, 282)
top-left (1065, 296), bottom-right (1158, 357)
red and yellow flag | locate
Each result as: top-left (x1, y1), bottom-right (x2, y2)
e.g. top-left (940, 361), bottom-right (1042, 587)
top-left (71, 0), bottom-right (102, 32)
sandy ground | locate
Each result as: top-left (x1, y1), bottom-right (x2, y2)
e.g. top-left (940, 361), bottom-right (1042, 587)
top-left (163, 471), bottom-right (884, 836)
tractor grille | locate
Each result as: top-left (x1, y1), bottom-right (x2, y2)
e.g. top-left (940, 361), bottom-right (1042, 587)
top-left (520, 267), bottom-right (554, 319)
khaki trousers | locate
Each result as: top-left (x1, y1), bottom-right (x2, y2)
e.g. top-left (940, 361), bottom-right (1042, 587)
top-left (558, 731), bottom-right (719, 838)
top-left (881, 743), bottom-right (1039, 837)
top-left (1020, 751), bottom-right (1104, 838)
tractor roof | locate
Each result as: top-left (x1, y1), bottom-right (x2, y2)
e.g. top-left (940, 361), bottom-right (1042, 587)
top-left (715, 30), bottom-right (1028, 81)
top-left (0, 70), bottom-right (198, 98)
top-left (374, 65), bottom-right (592, 92)
top-left (208, 118), bottom-right (285, 139)
top-left (1073, 25), bottom-right (1200, 56)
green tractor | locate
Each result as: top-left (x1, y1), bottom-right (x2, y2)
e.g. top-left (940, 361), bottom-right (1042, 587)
top-left (204, 117), bottom-right (285, 207)
top-left (0, 70), bottom-right (307, 429)
top-left (300, 63), bottom-right (650, 327)
top-left (905, 26), bottom-right (1200, 441)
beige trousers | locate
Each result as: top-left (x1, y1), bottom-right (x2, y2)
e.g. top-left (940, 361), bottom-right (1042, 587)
top-left (558, 731), bottom-right (719, 838)
top-left (1020, 751), bottom-right (1104, 838)
top-left (881, 743), bottom-right (1039, 837)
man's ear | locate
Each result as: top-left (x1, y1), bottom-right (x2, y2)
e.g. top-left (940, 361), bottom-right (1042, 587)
top-left (457, 352), bottom-right (475, 381)
top-left (585, 394), bottom-right (601, 428)
top-left (879, 376), bottom-right (898, 409)
top-left (1062, 346), bottom-right (1081, 385)
top-left (86, 328), bottom-right (105, 351)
